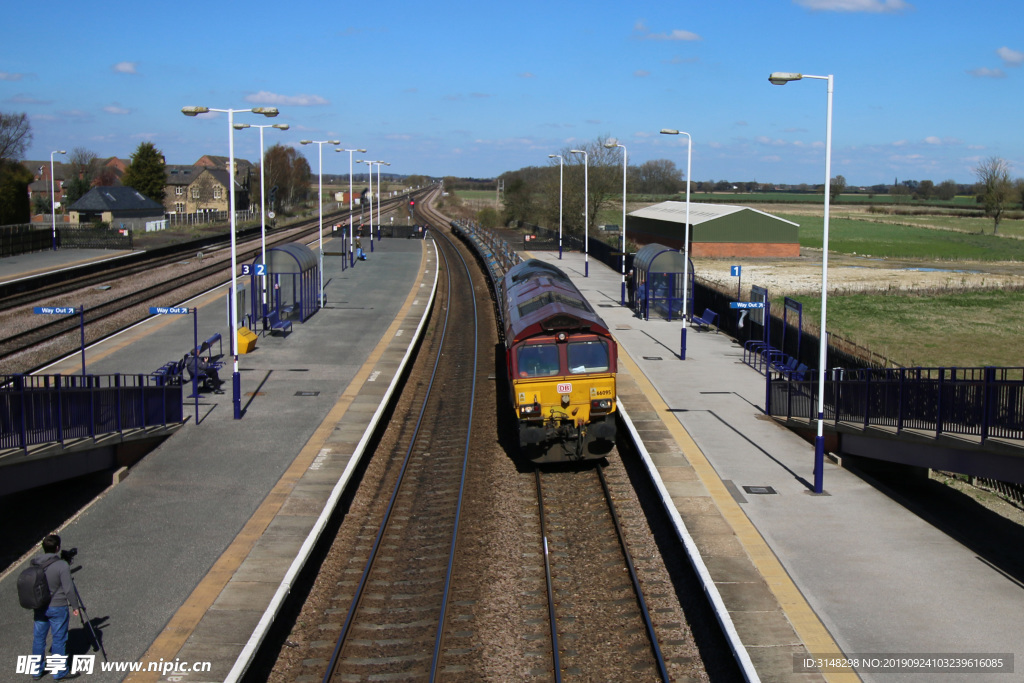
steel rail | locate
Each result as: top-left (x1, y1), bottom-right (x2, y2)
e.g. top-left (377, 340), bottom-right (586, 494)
top-left (321, 214), bottom-right (476, 683)
top-left (534, 468), bottom-right (563, 683)
top-left (596, 463), bottom-right (670, 682)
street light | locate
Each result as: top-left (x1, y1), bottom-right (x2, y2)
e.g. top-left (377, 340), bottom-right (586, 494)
top-left (50, 150), bottom-right (66, 251)
top-left (234, 122), bottom-right (288, 327)
top-left (659, 129), bottom-right (693, 356)
top-left (182, 104), bottom-right (279, 420)
top-left (374, 161), bottom-right (390, 247)
top-left (336, 147), bottom-right (366, 267)
top-left (769, 70), bottom-right (834, 495)
top-left (547, 154), bottom-right (564, 259)
top-left (299, 139), bottom-right (340, 308)
top-left (568, 149), bottom-right (589, 276)
top-left (356, 159), bottom-right (375, 252)
top-left (604, 139), bottom-right (628, 304)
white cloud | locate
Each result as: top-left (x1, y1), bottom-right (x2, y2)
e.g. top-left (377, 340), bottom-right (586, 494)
top-left (244, 91), bottom-right (329, 106)
top-left (519, 72), bottom-right (536, 78)
top-left (997, 46), bottom-right (1024, 67)
top-left (0, 72), bottom-right (25, 81)
top-left (968, 67), bottom-right (1006, 78)
top-left (6, 94), bottom-right (50, 104)
top-left (112, 62), bottom-right (138, 74)
top-left (104, 105), bottom-right (131, 115)
top-left (795, 0), bottom-right (912, 11)
top-left (633, 20), bottom-right (701, 41)
top-left (644, 29), bottom-right (702, 41)
top-left (634, 70), bottom-right (651, 77)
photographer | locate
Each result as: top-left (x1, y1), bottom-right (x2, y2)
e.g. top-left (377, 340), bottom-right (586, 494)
top-left (28, 535), bottom-right (80, 680)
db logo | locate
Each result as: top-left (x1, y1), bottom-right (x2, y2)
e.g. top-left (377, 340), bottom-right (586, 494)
top-left (557, 383), bottom-right (573, 394)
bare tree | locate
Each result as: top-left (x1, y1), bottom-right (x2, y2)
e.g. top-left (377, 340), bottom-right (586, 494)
top-left (0, 112), bottom-right (32, 162)
top-left (830, 174), bottom-right (847, 201)
top-left (973, 156), bottom-right (1013, 234)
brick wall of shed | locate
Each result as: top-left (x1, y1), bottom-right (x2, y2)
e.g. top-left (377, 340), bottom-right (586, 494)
top-left (692, 242), bottom-right (800, 258)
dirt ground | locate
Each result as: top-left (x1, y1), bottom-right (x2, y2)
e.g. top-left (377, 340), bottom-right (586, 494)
top-left (695, 250), bottom-right (1024, 297)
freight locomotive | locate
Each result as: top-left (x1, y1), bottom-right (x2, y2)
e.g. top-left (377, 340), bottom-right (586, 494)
top-left (498, 259), bottom-right (617, 462)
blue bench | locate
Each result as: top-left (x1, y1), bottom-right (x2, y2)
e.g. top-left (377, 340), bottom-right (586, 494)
top-left (151, 357), bottom-right (185, 385)
top-left (266, 310), bottom-right (292, 336)
top-left (692, 308), bottom-right (719, 332)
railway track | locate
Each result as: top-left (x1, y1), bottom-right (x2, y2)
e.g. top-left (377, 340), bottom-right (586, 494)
top-left (0, 192), bottom-right (425, 374)
top-left (317, 209), bottom-right (480, 680)
top-left (534, 463), bottom-right (669, 681)
top-left (262, 200), bottom-right (718, 682)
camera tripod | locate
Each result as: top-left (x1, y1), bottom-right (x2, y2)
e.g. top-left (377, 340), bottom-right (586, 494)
top-left (66, 557), bottom-right (107, 662)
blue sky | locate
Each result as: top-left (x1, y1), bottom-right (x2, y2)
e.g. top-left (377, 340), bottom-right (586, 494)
top-left (3, 0), bottom-right (1021, 186)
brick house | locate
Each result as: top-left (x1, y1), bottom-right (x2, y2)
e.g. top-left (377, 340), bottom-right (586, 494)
top-left (163, 166), bottom-right (248, 215)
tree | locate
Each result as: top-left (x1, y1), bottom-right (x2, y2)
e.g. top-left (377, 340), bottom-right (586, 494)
top-left (916, 179), bottom-right (934, 201)
top-left (64, 147), bottom-right (99, 204)
top-left (121, 142), bottom-right (166, 204)
top-left (830, 174), bottom-right (846, 201)
top-left (935, 179), bottom-right (958, 201)
top-left (259, 144), bottom-right (311, 211)
top-left (0, 159), bottom-right (33, 224)
top-left (973, 156), bottom-right (1013, 234)
top-left (0, 112), bottom-right (32, 162)
top-left (630, 159), bottom-right (684, 195)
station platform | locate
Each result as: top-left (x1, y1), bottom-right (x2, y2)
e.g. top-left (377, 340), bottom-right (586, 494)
top-left (3, 238), bottom-right (1021, 682)
top-left (528, 251), bottom-right (1024, 683)
top-left (0, 247), bottom-right (138, 285)
top-left (0, 235), bottom-right (436, 682)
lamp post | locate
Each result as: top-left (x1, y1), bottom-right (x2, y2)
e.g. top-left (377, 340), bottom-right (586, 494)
top-left (300, 139), bottom-right (340, 308)
top-left (234, 122), bottom-right (288, 327)
top-left (337, 147), bottom-right (366, 267)
top-left (568, 149), bottom-right (589, 276)
top-left (604, 140), bottom-right (628, 304)
top-left (548, 154), bottom-right (564, 259)
top-left (374, 161), bottom-right (389, 245)
top-left (659, 129), bottom-right (693, 356)
top-left (50, 150), bottom-right (65, 250)
top-left (356, 159), bottom-right (374, 252)
top-left (182, 105), bottom-right (280, 420)
top-left (769, 71), bottom-right (833, 495)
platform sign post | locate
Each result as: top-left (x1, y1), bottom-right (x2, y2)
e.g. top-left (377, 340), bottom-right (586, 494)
top-left (149, 306), bottom-right (196, 422)
top-left (731, 265), bottom-right (742, 302)
top-left (34, 305), bottom-right (86, 375)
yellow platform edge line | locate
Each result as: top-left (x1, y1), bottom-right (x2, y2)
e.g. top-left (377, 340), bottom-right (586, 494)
top-left (126, 245), bottom-right (431, 681)
top-left (615, 345), bottom-right (858, 683)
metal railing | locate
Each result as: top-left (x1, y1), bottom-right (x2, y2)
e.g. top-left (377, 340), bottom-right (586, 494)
top-left (0, 373), bottom-right (184, 452)
top-left (768, 366), bottom-right (1024, 444)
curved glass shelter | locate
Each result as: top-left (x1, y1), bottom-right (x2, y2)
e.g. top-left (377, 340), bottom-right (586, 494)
top-left (248, 242), bottom-right (320, 325)
top-left (631, 242), bottom-right (692, 321)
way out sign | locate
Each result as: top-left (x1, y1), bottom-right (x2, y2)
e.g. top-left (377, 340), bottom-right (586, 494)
top-left (729, 301), bottom-right (765, 309)
top-left (33, 306), bottom-right (77, 315)
top-left (149, 307), bottom-right (189, 315)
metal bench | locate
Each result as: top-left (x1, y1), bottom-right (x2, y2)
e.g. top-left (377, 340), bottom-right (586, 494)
top-left (266, 310), bottom-right (292, 336)
top-left (692, 308), bottom-right (719, 332)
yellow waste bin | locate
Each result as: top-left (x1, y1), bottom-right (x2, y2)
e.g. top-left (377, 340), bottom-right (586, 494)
top-left (237, 326), bottom-right (258, 354)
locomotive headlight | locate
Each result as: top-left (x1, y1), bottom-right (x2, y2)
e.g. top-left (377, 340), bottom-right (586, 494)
top-left (590, 399), bottom-right (612, 412)
top-left (561, 394), bottom-right (571, 406)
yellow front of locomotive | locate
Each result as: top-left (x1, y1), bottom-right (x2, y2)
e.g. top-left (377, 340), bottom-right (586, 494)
top-left (511, 332), bottom-right (617, 461)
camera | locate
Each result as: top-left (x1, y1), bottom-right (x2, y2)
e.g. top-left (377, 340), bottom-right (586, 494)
top-left (60, 547), bottom-right (78, 564)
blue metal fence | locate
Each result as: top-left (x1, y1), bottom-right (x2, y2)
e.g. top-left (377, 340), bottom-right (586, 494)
top-left (0, 373), bottom-right (183, 451)
top-left (768, 366), bottom-right (1024, 444)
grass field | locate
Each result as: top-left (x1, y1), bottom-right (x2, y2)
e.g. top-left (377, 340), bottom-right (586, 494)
top-left (777, 288), bottom-right (1024, 368)
top-left (775, 213), bottom-right (1024, 261)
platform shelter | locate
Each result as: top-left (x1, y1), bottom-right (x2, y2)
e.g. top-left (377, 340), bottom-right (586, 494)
top-left (247, 242), bottom-right (320, 325)
top-left (632, 243), bottom-right (692, 321)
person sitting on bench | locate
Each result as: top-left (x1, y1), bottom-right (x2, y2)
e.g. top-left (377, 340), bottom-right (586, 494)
top-left (188, 355), bottom-right (223, 392)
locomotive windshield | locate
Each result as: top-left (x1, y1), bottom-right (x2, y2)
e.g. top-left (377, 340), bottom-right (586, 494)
top-left (568, 340), bottom-right (609, 374)
top-left (517, 344), bottom-right (560, 377)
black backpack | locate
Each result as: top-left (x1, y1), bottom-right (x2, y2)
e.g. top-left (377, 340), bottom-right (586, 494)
top-left (17, 557), bottom-right (59, 609)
